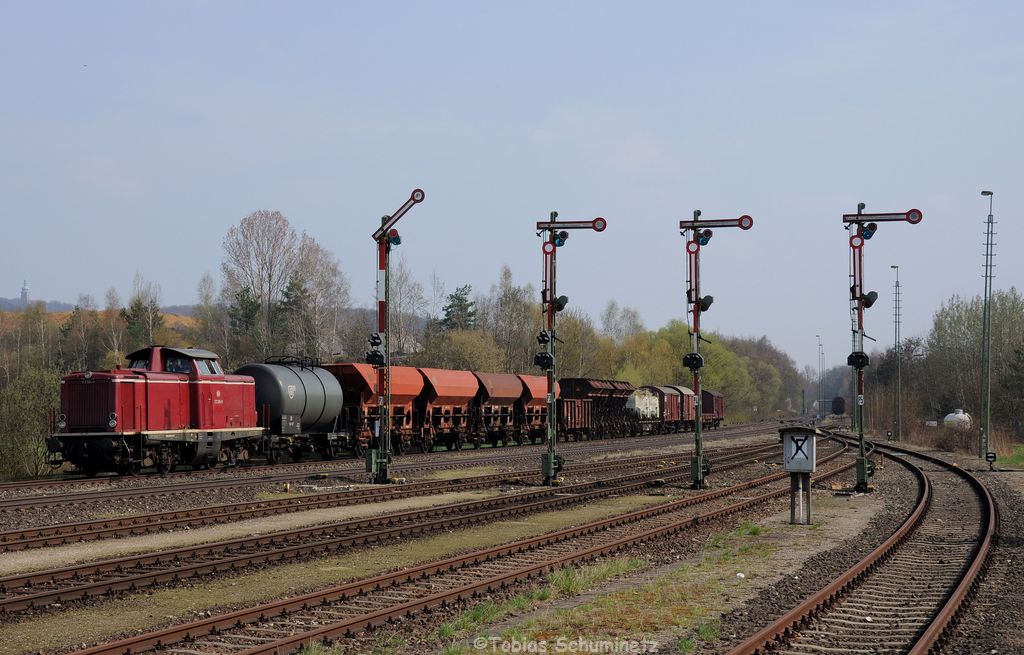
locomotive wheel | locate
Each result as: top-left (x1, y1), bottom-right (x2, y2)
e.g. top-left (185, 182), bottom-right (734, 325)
top-left (156, 455), bottom-right (177, 475)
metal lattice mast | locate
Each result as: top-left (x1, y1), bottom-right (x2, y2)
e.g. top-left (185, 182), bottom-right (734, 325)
top-left (891, 265), bottom-right (901, 441)
top-left (980, 190), bottom-right (996, 458)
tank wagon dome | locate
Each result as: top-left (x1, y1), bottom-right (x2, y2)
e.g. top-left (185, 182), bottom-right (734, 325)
top-left (943, 409), bottom-right (973, 431)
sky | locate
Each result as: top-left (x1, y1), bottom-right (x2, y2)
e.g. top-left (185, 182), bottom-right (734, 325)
top-left (2, 1), bottom-right (1021, 372)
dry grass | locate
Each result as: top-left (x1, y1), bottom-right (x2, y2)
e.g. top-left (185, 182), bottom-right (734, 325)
top-left (0, 494), bottom-right (668, 655)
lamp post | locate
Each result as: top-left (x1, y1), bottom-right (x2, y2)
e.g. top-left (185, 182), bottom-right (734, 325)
top-left (890, 265), bottom-right (901, 441)
top-left (980, 190), bottom-right (995, 459)
top-left (816, 335), bottom-right (823, 421)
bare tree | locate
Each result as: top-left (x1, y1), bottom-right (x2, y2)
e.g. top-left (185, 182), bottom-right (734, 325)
top-left (221, 210), bottom-right (300, 357)
top-left (389, 255), bottom-right (426, 357)
top-left (101, 287), bottom-right (125, 364)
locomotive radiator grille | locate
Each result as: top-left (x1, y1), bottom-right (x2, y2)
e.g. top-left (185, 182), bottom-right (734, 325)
top-left (64, 381), bottom-right (114, 430)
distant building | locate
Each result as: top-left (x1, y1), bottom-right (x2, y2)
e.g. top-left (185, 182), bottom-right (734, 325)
top-left (19, 280), bottom-right (29, 307)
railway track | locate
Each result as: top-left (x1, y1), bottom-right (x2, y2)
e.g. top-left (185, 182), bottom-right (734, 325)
top-left (0, 441), bottom-right (779, 551)
top-left (0, 422), bottom-right (774, 506)
top-left (66, 437), bottom-right (858, 655)
top-left (0, 419), bottom-right (774, 495)
top-left (727, 436), bottom-right (997, 655)
top-left (0, 440), bottom-right (806, 615)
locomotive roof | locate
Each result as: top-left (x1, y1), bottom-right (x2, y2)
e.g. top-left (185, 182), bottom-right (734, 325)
top-left (126, 345), bottom-right (220, 361)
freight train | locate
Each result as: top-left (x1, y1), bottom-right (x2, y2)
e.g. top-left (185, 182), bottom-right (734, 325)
top-left (48, 345), bottom-right (725, 475)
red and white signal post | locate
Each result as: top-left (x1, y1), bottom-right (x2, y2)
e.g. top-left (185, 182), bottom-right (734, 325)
top-left (368, 188), bottom-right (425, 484)
top-left (842, 204), bottom-right (922, 491)
top-left (534, 213), bottom-right (607, 485)
top-left (678, 211), bottom-right (753, 488)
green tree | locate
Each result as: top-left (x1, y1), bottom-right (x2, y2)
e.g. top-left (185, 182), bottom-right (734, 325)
top-left (440, 285), bottom-right (477, 331)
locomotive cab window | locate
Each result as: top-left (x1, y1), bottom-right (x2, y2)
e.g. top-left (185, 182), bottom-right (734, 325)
top-left (196, 359), bottom-right (222, 376)
top-left (128, 358), bottom-right (150, 370)
top-left (164, 357), bottom-right (193, 374)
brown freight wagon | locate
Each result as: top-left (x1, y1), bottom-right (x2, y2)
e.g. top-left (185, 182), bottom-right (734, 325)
top-left (667, 385), bottom-right (697, 431)
top-left (558, 378), bottom-right (637, 439)
top-left (324, 363), bottom-right (424, 455)
top-left (557, 398), bottom-right (593, 441)
top-left (641, 385), bottom-right (683, 434)
top-left (417, 368), bottom-right (479, 451)
top-left (701, 388), bottom-right (725, 429)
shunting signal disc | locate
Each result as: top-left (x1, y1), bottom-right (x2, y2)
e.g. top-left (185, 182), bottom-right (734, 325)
top-left (686, 240), bottom-right (700, 254)
top-left (542, 241), bottom-right (556, 254)
top-left (850, 235), bottom-right (864, 248)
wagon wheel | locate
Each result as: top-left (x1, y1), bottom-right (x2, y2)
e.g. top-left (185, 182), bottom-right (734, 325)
top-left (393, 438), bottom-right (408, 456)
top-left (289, 447), bottom-right (304, 463)
top-left (320, 444), bottom-right (337, 460)
top-left (155, 449), bottom-right (177, 475)
top-left (351, 440), bottom-right (364, 459)
top-left (453, 436), bottom-right (463, 451)
top-left (421, 438), bottom-right (433, 453)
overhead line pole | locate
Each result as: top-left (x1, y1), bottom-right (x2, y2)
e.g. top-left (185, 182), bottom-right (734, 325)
top-left (980, 190), bottom-right (996, 459)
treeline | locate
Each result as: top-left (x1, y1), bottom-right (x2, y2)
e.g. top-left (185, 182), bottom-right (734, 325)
top-left (821, 288), bottom-right (1024, 439)
top-left (0, 208), bottom-right (807, 479)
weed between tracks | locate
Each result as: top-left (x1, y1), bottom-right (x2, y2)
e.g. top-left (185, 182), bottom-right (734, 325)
top-left (346, 521), bottom-right (777, 655)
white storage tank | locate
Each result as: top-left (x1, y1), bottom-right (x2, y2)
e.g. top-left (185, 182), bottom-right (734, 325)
top-left (942, 409), bottom-right (972, 431)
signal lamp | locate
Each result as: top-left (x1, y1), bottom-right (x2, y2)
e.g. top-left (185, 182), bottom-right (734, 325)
top-left (860, 222), bottom-right (878, 239)
top-left (368, 333), bottom-right (383, 347)
top-left (387, 229), bottom-right (401, 246)
top-left (365, 350), bottom-right (385, 366)
top-left (697, 295), bottom-right (714, 312)
top-left (537, 330), bottom-right (551, 345)
top-left (862, 290), bottom-right (878, 308)
top-left (554, 230), bottom-right (569, 247)
top-left (847, 351), bottom-right (870, 370)
top-left (534, 352), bottom-right (554, 370)
top-left (683, 352), bottom-right (705, 371)
top-left (553, 295), bottom-right (569, 311)
top-left (698, 229), bottom-right (713, 246)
